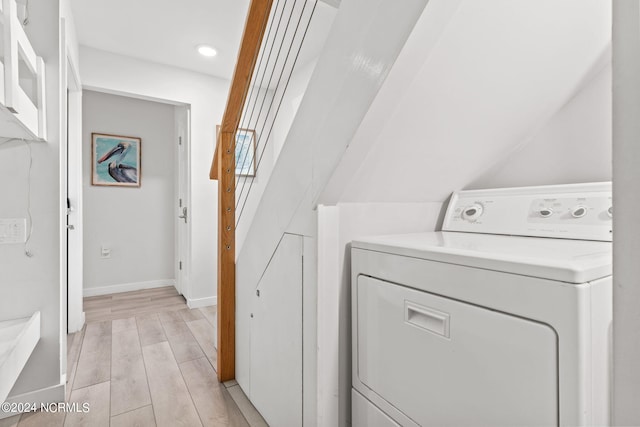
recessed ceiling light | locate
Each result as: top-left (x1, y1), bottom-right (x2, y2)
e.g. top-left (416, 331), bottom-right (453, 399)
top-left (197, 45), bottom-right (217, 57)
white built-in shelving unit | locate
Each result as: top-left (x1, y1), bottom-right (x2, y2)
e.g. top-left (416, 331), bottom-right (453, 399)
top-left (0, 0), bottom-right (46, 141)
top-left (0, 312), bottom-right (40, 403)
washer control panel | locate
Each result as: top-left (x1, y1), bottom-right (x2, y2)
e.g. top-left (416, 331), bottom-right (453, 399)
top-left (443, 182), bottom-right (612, 241)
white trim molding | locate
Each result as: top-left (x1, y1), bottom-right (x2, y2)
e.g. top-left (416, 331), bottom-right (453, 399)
top-left (187, 296), bottom-right (217, 309)
top-left (83, 279), bottom-right (176, 297)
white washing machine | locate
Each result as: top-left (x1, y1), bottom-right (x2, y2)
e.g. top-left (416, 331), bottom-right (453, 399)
top-left (351, 183), bottom-right (612, 427)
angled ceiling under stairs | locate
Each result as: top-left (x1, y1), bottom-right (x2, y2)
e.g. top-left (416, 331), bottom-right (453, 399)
top-left (319, 0), bottom-right (611, 204)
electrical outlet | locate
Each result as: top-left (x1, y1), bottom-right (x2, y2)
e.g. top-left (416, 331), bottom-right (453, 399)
top-left (100, 246), bottom-right (111, 258)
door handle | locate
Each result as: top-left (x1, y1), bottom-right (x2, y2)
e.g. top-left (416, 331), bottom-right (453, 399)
top-left (178, 207), bottom-right (188, 223)
top-left (405, 301), bottom-right (450, 338)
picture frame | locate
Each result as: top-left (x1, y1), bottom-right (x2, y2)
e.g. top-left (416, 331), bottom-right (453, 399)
top-left (91, 133), bottom-right (141, 187)
top-left (216, 126), bottom-right (257, 177)
top-left (234, 128), bottom-right (257, 177)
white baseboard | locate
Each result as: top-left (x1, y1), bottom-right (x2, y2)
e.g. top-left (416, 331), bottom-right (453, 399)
top-left (187, 296), bottom-right (217, 309)
top-left (0, 383), bottom-right (65, 419)
top-left (83, 279), bottom-right (176, 297)
top-left (68, 311), bottom-right (85, 333)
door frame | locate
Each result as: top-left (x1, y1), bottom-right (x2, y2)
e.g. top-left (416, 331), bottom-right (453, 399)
top-left (71, 86), bottom-right (193, 302)
top-left (175, 105), bottom-right (192, 298)
top-left (64, 27), bottom-right (85, 334)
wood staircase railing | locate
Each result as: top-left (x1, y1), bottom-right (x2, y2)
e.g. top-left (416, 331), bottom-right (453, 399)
top-left (209, 0), bottom-right (274, 382)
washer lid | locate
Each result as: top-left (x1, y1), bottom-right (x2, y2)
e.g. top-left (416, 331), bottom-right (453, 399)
top-left (352, 231), bottom-right (612, 284)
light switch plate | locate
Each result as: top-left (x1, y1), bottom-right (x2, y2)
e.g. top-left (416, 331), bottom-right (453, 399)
top-left (0, 219), bottom-right (27, 244)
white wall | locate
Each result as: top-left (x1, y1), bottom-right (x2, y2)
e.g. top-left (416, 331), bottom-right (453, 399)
top-left (272, 59), bottom-right (317, 160)
top-left (79, 47), bottom-right (228, 304)
top-left (469, 61), bottom-right (612, 189)
top-left (82, 90), bottom-right (176, 294)
top-left (60, 0), bottom-right (80, 73)
top-left (234, 88), bottom-right (276, 257)
top-left (612, 1), bottom-right (640, 424)
top-left (268, 0), bottom-right (337, 160)
top-left (0, 0), bottom-right (65, 402)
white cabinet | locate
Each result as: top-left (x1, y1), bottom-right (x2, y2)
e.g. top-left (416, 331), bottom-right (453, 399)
top-left (249, 234), bottom-right (303, 427)
top-left (0, 0), bottom-right (46, 141)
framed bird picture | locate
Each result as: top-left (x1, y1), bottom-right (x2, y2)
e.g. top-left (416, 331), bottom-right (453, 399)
top-left (91, 133), bottom-right (141, 187)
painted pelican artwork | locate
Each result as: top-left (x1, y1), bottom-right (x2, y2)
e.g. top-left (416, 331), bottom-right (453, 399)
top-left (92, 133), bottom-right (141, 187)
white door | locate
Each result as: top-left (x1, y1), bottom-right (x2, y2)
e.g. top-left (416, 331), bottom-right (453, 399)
top-left (250, 234), bottom-right (304, 426)
top-left (66, 55), bottom-right (84, 333)
top-left (175, 106), bottom-right (190, 297)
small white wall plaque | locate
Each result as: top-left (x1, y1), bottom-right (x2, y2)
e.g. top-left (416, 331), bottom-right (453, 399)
top-left (0, 218), bottom-right (27, 244)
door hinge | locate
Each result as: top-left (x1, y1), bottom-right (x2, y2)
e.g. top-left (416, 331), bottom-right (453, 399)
top-left (179, 136), bottom-right (182, 145)
top-left (179, 198), bottom-right (183, 208)
top-left (179, 261), bottom-right (183, 270)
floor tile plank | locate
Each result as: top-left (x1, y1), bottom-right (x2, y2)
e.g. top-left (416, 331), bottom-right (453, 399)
top-left (17, 410), bottom-right (65, 427)
top-left (110, 406), bottom-right (157, 427)
top-left (83, 294), bottom-right (112, 303)
top-left (111, 328), bottom-right (152, 416)
top-left (111, 287), bottom-right (177, 301)
top-left (222, 388), bottom-right (252, 427)
top-left (136, 314), bottom-right (167, 347)
top-left (112, 317), bottom-right (138, 334)
top-left (86, 303), bottom-right (187, 323)
top-left (198, 306), bottom-right (217, 327)
top-left (111, 296), bottom-right (185, 314)
top-left (66, 329), bottom-right (85, 400)
top-left (112, 329), bottom-right (142, 360)
top-left (0, 415), bottom-right (21, 427)
top-left (142, 342), bottom-right (202, 427)
top-left (180, 357), bottom-right (247, 426)
top-left (158, 311), bottom-right (191, 337)
top-left (111, 352), bottom-right (152, 416)
top-left (81, 321), bottom-right (111, 354)
top-left (73, 322), bottom-right (111, 390)
top-left (177, 308), bottom-right (204, 322)
top-left (186, 319), bottom-right (216, 360)
top-left (165, 330), bottom-right (205, 364)
top-left (227, 385), bottom-right (268, 427)
top-left (64, 381), bottom-right (110, 427)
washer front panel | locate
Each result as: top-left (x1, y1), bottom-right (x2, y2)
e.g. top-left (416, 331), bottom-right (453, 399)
top-left (357, 276), bottom-right (558, 426)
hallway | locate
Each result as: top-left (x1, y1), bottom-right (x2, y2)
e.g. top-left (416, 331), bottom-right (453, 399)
top-left (0, 287), bottom-right (266, 427)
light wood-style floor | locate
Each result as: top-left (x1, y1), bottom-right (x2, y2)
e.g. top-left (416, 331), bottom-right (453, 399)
top-left (0, 286), bottom-right (267, 427)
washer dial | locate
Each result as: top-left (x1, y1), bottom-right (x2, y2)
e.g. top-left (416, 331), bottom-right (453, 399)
top-left (462, 204), bottom-right (483, 221)
top-left (538, 208), bottom-right (553, 218)
top-left (571, 205), bottom-right (588, 218)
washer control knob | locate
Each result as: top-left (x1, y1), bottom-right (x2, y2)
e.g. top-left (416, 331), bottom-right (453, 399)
top-left (607, 206), bottom-right (613, 218)
top-left (539, 208), bottom-right (553, 218)
top-left (571, 205), bottom-right (588, 218)
top-left (462, 204), bottom-right (483, 221)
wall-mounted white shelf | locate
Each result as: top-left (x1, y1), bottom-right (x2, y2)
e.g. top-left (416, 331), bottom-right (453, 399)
top-left (0, 311), bottom-right (40, 403)
top-left (0, 0), bottom-right (47, 141)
